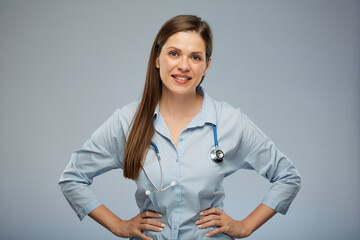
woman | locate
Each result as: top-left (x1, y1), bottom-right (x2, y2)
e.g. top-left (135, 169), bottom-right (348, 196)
top-left (59, 15), bottom-right (301, 239)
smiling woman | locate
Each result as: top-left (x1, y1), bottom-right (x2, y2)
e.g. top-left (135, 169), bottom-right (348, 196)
top-left (58, 15), bottom-right (301, 240)
top-left (156, 31), bottom-right (212, 146)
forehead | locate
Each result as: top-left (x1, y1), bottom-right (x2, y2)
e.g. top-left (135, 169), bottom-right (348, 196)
top-left (163, 31), bottom-right (206, 53)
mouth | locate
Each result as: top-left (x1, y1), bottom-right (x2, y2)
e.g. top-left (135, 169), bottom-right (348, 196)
top-left (172, 75), bottom-right (192, 82)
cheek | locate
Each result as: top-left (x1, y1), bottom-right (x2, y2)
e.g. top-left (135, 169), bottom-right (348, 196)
top-left (159, 59), bottom-right (177, 74)
top-left (159, 63), bottom-right (169, 77)
top-left (194, 64), bottom-right (207, 76)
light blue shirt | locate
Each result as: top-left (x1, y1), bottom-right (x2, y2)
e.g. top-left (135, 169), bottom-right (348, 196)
top-left (59, 88), bottom-right (301, 240)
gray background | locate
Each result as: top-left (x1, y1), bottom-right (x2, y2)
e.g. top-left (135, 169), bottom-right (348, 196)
top-left (1, 0), bottom-right (359, 239)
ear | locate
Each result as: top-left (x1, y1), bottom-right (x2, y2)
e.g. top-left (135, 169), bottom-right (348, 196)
top-left (203, 56), bottom-right (212, 76)
top-left (155, 57), bottom-right (160, 69)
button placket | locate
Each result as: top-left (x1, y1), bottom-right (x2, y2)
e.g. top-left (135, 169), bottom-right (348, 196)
top-left (171, 134), bottom-right (183, 239)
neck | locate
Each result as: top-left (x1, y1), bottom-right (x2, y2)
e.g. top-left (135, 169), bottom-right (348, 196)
top-left (159, 89), bottom-right (203, 119)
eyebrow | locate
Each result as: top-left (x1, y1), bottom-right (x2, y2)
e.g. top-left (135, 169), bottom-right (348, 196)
top-left (166, 46), bottom-right (205, 55)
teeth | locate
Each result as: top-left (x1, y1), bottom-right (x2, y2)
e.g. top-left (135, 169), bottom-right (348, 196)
top-left (174, 76), bottom-right (189, 80)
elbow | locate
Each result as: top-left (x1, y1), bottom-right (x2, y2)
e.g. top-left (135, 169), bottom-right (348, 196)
top-left (290, 171), bottom-right (302, 196)
top-left (279, 168), bottom-right (302, 196)
top-left (58, 172), bottom-right (76, 196)
top-left (58, 171), bottom-right (68, 192)
top-left (285, 162), bottom-right (302, 194)
top-left (58, 177), bottom-right (69, 196)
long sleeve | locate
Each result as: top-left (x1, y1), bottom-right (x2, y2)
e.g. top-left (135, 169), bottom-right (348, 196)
top-left (236, 110), bottom-right (302, 215)
top-left (58, 109), bottom-right (126, 220)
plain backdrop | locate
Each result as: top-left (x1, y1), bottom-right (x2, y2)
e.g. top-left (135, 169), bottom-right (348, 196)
top-left (1, 0), bottom-right (359, 239)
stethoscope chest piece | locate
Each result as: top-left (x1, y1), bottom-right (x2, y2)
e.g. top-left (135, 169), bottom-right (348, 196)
top-left (210, 148), bottom-right (224, 163)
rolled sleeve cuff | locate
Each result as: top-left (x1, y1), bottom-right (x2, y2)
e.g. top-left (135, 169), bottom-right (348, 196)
top-left (77, 199), bottom-right (103, 221)
top-left (262, 196), bottom-right (290, 215)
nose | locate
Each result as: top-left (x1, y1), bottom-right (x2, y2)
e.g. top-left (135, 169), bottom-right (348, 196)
top-left (177, 57), bottom-right (190, 72)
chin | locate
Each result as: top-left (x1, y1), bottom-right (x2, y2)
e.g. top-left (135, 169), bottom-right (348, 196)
top-left (163, 85), bottom-right (197, 97)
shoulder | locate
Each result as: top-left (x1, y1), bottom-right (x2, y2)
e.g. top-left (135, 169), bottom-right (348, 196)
top-left (104, 100), bottom-right (140, 131)
top-left (208, 94), bottom-right (244, 122)
top-left (211, 96), bottom-right (269, 142)
top-left (116, 100), bottom-right (139, 119)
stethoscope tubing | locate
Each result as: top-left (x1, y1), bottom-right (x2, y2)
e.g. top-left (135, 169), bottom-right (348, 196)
top-left (213, 125), bottom-right (219, 147)
top-left (143, 142), bottom-right (164, 193)
top-left (143, 124), bottom-right (223, 195)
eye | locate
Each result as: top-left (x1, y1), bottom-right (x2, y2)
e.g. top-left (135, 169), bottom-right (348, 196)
top-left (169, 51), bottom-right (178, 57)
top-left (191, 55), bottom-right (202, 61)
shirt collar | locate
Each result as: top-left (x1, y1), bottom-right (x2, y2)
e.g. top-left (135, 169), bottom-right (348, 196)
top-left (191, 86), bottom-right (217, 127)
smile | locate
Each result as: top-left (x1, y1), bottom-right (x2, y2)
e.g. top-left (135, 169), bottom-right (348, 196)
top-left (172, 75), bottom-right (192, 81)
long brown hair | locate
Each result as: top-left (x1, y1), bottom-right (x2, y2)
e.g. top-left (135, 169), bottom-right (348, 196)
top-left (123, 15), bottom-right (213, 180)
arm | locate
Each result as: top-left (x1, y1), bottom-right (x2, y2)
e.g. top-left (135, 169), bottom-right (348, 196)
top-left (59, 109), bottom-right (166, 239)
top-left (196, 204), bottom-right (276, 238)
top-left (240, 203), bottom-right (276, 236)
top-left (237, 110), bottom-right (302, 215)
top-left (58, 110), bottom-right (125, 220)
top-left (196, 107), bottom-right (301, 238)
top-left (88, 205), bottom-right (124, 235)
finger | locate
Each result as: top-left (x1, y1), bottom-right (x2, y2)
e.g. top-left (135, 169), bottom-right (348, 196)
top-left (139, 222), bottom-right (164, 232)
top-left (141, 218), bottom-right (166, 228)
top-left (197, 219), bottom-right (222, 229)
top-left (195, 215), bottom-right (221, 225)
top-left (205, 227), bottom-right (224, 238)
top-left (141, 210), bottom-right (163, 219)
top-left (199, 207), bottom-right (221, 216)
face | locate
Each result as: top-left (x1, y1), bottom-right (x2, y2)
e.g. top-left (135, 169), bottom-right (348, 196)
top-left (156, 31), bottom-right (211, 97)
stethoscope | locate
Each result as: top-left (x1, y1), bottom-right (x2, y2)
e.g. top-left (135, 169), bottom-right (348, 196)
top-left (143, 125), bottom-right (224, 195)
top-left (210, 125), bottom-right (225, 163)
